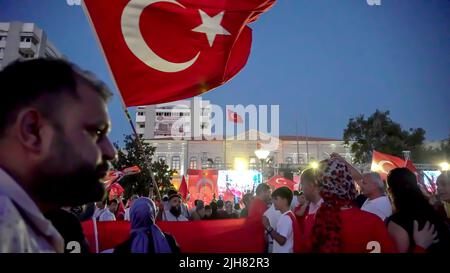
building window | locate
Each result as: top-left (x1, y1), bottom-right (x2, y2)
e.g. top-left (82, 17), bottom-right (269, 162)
top-left (189, 157), bottom-right (197, 169)
top-left (139, 124), bottom-right (145, 128)
top-left (20, 37), bottom-right (32, 42)
top-left (158, 156), bottom-right (166, 163)
top-left (156, 112), bottom-right (163, 116)
top-left (171, 156), bottom-right (180, 170)
top-left (137, 112), bottom-right (144, 116)
top-left (0, 36), bottom-right (6, 41)
top-left (214, 157), bottom-right (222, 168)
top-left (138, 134), bottom-right (144, 138)
top-left (285, 157), bottom-right (293, 164)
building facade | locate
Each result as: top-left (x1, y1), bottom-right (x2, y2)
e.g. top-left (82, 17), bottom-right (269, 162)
top-left (136, 98), bottom-right (212, 139)
top-left (144, 129), bottom-right (353, 180)
top-left (0, 22), bottom-right (62, 70)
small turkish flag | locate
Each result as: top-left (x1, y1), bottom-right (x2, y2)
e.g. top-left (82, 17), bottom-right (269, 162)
top-left (227, 109), bottom-right (243, 123)
top-left (83, 0), bottom-right (276, 106)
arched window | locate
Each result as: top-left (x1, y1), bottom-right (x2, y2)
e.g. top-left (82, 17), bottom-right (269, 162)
top-left (189, 156), bottom-right (197, 169)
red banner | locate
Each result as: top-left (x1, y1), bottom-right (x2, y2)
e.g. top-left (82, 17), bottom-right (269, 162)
top-left (187, 169), bottom-right (218, 207)
top-left (82, 219), bottom-right (265, 253)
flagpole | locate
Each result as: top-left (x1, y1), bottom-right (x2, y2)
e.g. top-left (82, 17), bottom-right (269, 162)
top-left (305, 118), bottom-right (309, 163)
top-left (296, 119), bottom-right (300, 165)
top-left (82, 2), bottom-right (163, 205)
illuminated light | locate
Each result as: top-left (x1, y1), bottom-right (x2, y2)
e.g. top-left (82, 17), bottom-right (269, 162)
top-left (234, 157), bottom-right (248, 172)
top-left (371, 162), bottom-right (380, 172)
top-left (310, 161), bottom-right (319, 169)
top-left (439, 162), bottom-right (449, 172)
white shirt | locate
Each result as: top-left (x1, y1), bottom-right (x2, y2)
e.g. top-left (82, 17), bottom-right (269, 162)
top-left (361, 196), bottom-right (392, 221)
top-left (98, 209), bottom-right (116, 221)
top-left (263, 204), bottom-right (282, 253)
top-left (124, 208), bottom-right (130, 221)
top-left (272, 211), bottom-right (294, 253)
top-left (308, 198), bottom-right (324, 215)
top-left (161, 210), bottom-right (188, 221)
top-left (0, 168), bottom-right (64, 253)
top-left (264, 204), bottom-right (282, 228)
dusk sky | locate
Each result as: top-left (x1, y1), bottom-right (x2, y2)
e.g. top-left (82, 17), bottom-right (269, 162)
top-left (1, 0), bottom-right (449, 145)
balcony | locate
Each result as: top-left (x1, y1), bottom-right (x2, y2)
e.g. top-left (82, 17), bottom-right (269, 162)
top-left (19, 41), bottom-right (37, 55)
top-left (0, 40), bottom-right (6, 48)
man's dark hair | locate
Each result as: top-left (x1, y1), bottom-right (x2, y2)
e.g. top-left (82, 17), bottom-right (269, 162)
top-left (271, 187), bottom-right (293, 206)
top-left (301, 168), bottom-right (318, 186)
top-left (217, 199), bottom-right (224, 209)
top-left (167, 189), bottom-right (178, 196)
top-left (255, 183), bottom-right (270, 195)
top-left (0, 58), bottom-right (112, 136)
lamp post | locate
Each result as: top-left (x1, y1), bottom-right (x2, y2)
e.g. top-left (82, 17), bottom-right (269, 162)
top-left (255, 149), bottom-right (270, 182)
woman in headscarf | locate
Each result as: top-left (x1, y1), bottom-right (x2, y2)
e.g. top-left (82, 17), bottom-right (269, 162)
top-left (304, 157), bottom-right (397, 253)
top-left (114, 197), bottom-right (180, 253)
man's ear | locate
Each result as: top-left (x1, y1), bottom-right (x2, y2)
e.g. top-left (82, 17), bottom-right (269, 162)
top-left (16, 109), bottom-right (45, 154)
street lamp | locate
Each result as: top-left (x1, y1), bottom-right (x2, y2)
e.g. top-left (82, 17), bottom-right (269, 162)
top-left (255, 149), bottom-right (270, 182)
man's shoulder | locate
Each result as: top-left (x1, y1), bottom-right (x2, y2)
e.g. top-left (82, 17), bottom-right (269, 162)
top-left (0, 195), bottom-right (21, 221)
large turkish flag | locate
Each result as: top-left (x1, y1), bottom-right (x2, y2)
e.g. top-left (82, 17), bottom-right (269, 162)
top-left (83, 0), bottom-right (276, 106)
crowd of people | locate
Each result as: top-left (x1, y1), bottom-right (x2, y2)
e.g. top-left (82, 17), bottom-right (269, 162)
top-left (0, 59), bottom-right (449, 254)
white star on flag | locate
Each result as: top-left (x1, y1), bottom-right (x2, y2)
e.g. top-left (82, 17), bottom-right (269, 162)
top-left (192, 10), bottom-right (231, 47)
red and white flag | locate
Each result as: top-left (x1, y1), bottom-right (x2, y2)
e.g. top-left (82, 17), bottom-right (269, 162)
top-left (83, 0), bottom-right (276, 106)
top-left (371, 150), bottom-right (418, 181)
top-left (227, 109), bottom-right (243, 123)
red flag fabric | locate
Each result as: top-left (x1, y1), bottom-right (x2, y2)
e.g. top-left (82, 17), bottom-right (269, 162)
top-left (108, 183), bottom-right (125, 200)
top-left (122, 165), bottom-right (141, 175)
top-left (286, 211), bottom-right (302, 253)
top-left (102, 170), bottom-right (125, 188)
top-left (81, 219), bottom-right (265, 253)
top-left (187, 169), bottom-right (218, 208)
top-left (266, 175), bottom-right (297, 191)
top-left (83, 0), bottom-right (276, 106)
top-left (227, 109), bottom-right (243, 123)
top-left (179, 175), bottom-right (189, 200)
top-left (371, 150), bottom-right (418, 181)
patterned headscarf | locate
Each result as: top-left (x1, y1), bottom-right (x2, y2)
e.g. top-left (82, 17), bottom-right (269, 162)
top-left (311, 158), bottom-right (357, 253)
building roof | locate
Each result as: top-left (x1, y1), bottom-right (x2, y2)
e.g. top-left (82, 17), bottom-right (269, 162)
top-left (144, 135), bottom-right (342, 142)
top-left (279, 136), bottom-right (341, 142)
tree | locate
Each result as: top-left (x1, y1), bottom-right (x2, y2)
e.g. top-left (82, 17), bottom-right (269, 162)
top-left (343, 110), bottom-right (426, 163)
top-left (112, 134), bottom-right (175, 200)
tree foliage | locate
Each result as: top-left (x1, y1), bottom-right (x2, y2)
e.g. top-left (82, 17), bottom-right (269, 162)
top-left (343, 110), bottom-right (426, 163)
top-left (112, 134), bottom-right (175, 199)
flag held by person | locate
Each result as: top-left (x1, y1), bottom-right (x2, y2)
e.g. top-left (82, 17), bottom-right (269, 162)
top-left (371, 150), bottom-right (419, 182)
top-left (83, 0), bottom-right (277, 106)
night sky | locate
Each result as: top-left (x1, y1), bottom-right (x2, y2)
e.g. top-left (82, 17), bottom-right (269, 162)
top-left (1, 0), bottom-right (449, 145)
